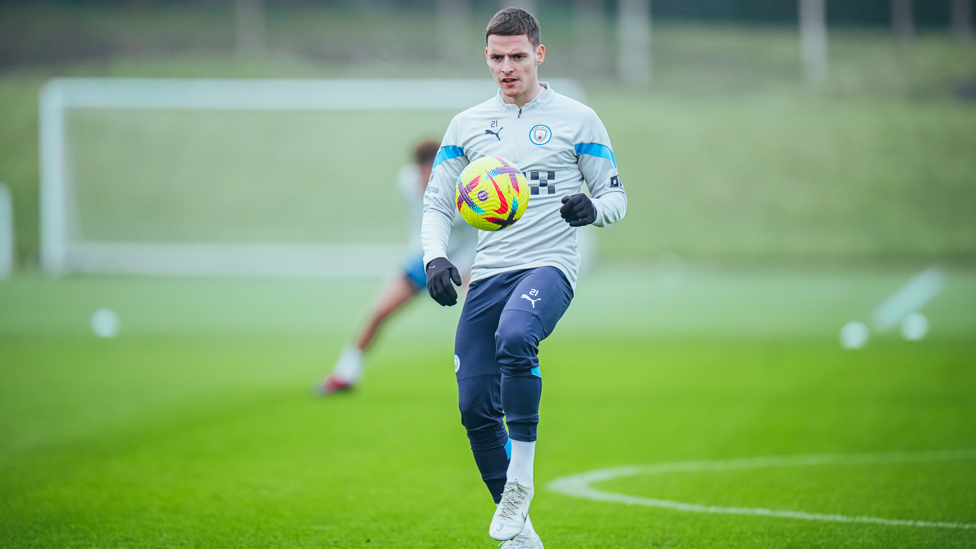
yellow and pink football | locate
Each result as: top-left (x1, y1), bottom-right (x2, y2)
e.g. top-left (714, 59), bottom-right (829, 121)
top-left (455, 156), bottom-right (530, 231)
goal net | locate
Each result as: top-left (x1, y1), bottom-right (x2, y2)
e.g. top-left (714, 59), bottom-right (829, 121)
top-left (40, 78), bottom-right (585, 278)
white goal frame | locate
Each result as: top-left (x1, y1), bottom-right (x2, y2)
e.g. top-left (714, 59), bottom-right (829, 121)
top-left (40, 77), bottom-right (585, 278)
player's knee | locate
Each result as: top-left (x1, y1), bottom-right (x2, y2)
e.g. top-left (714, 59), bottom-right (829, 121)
top-left (494, 322), bottom-right (536, 372)
top-left (459, 400), bottom-right (504, 449)
top-left (458, 383), bottom-right (500, 431)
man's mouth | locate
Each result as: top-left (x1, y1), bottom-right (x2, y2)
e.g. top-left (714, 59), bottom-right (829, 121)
top-left (501, 77), bottom-right (517, 84)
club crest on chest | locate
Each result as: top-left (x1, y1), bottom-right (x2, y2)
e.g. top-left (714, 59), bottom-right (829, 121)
top-left (529, 124), bottom-right (552, 145)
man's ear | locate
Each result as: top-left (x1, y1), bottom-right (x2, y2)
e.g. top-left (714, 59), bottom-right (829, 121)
top-left (536, 44), bottom-right (545, 65)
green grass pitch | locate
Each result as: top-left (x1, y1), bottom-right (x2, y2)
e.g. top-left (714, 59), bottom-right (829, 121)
top-left (1, 13), bottom-right (975, 546)
top-left (2, 266), bottom-right (975, 548)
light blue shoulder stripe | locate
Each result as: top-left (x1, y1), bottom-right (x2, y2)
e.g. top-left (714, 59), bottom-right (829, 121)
top-left (574, 143), bottom-right (616, 168)
top-left (433, 145), bottom-right (465, 168)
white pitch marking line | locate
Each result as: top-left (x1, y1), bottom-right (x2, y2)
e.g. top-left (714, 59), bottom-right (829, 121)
top-left (872, 267), bottom-right (945, 332)
top-left (547, 449), bottom-right (976, 529)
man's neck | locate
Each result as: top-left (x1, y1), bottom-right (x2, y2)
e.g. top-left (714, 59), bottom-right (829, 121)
top-left (504, 81), bottom-right (543, 108)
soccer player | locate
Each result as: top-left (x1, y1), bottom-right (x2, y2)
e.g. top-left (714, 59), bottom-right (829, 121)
top-left (421, 8), bottom-right (627, 548)
top-left (317, 139), bottom-right (476, 395)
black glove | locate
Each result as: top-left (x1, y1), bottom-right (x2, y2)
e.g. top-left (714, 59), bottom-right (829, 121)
top-left (426, 257), bottom-right (462, 306)
top-left (560, 194), bottom-right (597, 227)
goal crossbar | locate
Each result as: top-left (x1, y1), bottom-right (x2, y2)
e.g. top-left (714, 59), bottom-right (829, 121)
top-left (39, 77), bottom-right (585, 278)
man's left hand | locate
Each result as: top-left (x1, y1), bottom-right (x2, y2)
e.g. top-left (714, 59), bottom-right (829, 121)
top-left (560, 194), bottom-right (596, 227)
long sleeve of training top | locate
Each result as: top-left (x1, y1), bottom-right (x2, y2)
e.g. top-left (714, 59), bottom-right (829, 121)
top-left (574, 111), bottom-right (628, 228)
top-left (421, 117), bottom-right (468, 268)
top-left (421, 83), bottom-right (627, 291)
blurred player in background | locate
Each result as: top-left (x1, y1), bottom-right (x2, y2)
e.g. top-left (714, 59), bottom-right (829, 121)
top-left (422, 8), bottom-right (627, 548)
top-left (316, 139), bottom-right (477, 395)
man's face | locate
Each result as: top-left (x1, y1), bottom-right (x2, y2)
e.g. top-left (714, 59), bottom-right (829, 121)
top-left (486, 34), bottom-right (545, 104)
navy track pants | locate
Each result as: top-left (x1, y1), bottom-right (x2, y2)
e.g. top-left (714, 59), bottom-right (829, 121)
top-left (453, 266), bottom-right (573, 502)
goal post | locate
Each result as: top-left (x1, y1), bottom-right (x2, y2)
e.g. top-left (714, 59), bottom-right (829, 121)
top-left (39, 77), bottom-right (585, 278)
top-left (0, 183), bottom-right (12, 278)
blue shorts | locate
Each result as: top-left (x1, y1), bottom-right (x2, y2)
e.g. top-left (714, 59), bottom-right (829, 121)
top-left (454, 266), bottom-right (574, 381)
top-left (402, 254), bottom-right (427, 290)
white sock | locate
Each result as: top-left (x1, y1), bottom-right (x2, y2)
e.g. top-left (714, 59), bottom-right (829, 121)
top-left (331, 346), bottom-right (363, 383)
top-left (522, 515), bottom-right (537, 537)
top-left (506, 439), bottom-right (536, 486)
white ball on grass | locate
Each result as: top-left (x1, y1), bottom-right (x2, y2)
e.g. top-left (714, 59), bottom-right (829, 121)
top-left (91, 309), bottom-right (120, 338)
top-left (839, 321), bottom-right (868, 349)
top-left (901, 312), bottom-right (929, 341)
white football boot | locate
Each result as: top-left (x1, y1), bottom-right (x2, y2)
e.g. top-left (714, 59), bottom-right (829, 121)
top-left (499, 532), bottom-right (544, 549)
top-left (499, 516), bottom-right (543, 549)
top-left (489, 480), bottom-right (534, 541)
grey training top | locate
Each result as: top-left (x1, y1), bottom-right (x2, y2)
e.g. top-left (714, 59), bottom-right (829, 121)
top-left (422, 83), bottom-right (627, 291)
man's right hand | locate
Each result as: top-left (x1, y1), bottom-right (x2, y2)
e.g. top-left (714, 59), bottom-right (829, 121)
top-left (426, 257), bottom-right (462, 306)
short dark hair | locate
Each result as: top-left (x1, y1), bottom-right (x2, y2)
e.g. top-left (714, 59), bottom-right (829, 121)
top-left (486, 8), bottom-right (541, 48)
top-left (414, 139), bottom-right (441, 166)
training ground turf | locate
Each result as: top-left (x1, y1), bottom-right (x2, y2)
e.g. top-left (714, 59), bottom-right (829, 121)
top-left (1, 265), bottom-right (975, 548)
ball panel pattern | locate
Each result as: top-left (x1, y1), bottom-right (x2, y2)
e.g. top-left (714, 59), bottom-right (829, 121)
top-left (455, 157), bottom-right (530, 231)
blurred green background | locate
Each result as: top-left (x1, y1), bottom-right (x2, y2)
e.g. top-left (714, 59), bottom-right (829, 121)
top-left (1, 0), bottom-right (975, 267)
